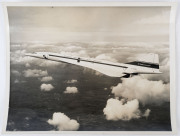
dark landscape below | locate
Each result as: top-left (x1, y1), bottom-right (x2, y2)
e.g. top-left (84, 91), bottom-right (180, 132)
top-left (7, 63), bottom-right (171, 131)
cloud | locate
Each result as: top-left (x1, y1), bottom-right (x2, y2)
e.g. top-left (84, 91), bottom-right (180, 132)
top-left (111, 76), bottom-right (169, 105)
top-left (11, 44), bottom-right (21, 47)
top-left (10, 48), bottom-right (61, 67)
top-left (28, 43), bottom-right (55, 49)
top-left (40, 84), bottom-right (54, 91)
top-left (47, 112), bottom-right (80, 131)
top-left (143, 109), bottom-right (151, 119)
top-left (62, 45), bottom-right (83, 52)
top-left (23, 69), bottom-right (48, 77)
top-left (14, 79), bottom-right (19, 83)
top-left (12, 56), bottom-right (34, 65)
top-left (10, 42), bottom-right (169, 71)
top-left (59, 50), bottom-right (89, 58)
top-left (40, 76), bottom-right (53, 82)
top-left (134, 10), bottom-right (170, 24)
top-left (103, 98), bottom-right (150, 121)
top-left (39, 60), bottom-right (60, 67)
top-left (10, 49), bottom-right (30, 64)
top-left (14, 49), bottom-right (26, 54)
top-left (25, 63), bottom-right (31, 67)
top-left (95, 54), bottom-right (117, 62)
top-left (66, 79), bottom-right (77, 83)
top-left (14, 79), bottom-right (26, 84)
top-left (11, 70), bottom-right (21, 76)
top-left (112, 43), bottom-right (169, 63)
top-left (64, 87), bottom-right (78, 94)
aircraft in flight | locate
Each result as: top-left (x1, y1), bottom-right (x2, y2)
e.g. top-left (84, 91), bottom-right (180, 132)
top-left (26, 52), bottom-right (162, 78)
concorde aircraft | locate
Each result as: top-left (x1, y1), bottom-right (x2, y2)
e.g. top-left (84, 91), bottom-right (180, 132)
top-left (25, 52), bottom-right (162, 78)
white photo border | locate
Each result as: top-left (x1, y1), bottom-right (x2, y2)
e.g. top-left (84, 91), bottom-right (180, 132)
top-left (1, 2), bottom-right (177, 135)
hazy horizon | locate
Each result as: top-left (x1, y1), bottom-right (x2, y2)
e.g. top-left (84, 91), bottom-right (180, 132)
top-left (8, 7), bottom-right (170, 43)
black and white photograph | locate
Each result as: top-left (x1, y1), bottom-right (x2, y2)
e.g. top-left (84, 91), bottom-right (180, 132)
top-left (2, 4), bottom-right (176, 133)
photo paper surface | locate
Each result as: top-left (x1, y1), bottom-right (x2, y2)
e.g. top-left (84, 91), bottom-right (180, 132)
top-left (3, 3), bottom-right (176, 133)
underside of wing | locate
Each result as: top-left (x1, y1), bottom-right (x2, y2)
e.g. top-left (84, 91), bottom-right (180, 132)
top-left (48, 54), bottom-right (126, 77)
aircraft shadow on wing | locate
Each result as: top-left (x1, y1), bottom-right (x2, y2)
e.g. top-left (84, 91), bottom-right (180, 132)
top-left (25, 52), bottom-right (162, 78)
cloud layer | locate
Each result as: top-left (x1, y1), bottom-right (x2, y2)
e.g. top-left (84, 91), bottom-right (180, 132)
top-left (40, 84), bottom-right (54, 91)
top-left (64, 87), bottom-right (78, 94)
top-left (47, 112), bottom-right (80, 131)
top-left (23, 69), bottom-right (48, 77)
top-left (95, 54), bottom-right (117, 62)
top-left (111, 76), bottom-right (170, 105)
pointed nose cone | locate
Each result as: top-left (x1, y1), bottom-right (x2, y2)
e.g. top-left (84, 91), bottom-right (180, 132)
top-left (25, 53), bottom-right (35, 57)
top-left (25, 52), bottom-right (44, 59)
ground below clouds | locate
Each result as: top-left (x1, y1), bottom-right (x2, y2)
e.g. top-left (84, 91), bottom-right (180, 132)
top-left (7, 62), bottom-right (171, 131)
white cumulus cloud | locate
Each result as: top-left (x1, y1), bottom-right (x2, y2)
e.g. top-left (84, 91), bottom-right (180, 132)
top-left (40, 84), bottom-right (54, 91)
top-left (103, 98), bottom-right (143, 121)
top-left (143, 109), bottom-right (151, 119)
top-left (41, 76), bottom-right (53, 82)
top-left (47, 112), bottom-right (80, 131)
top-left (23, 69), bottom-right (48, 77)
top-left (64, 87), bottom-right (78, 94)
top-left (111, 76), bottom-right (169, 105)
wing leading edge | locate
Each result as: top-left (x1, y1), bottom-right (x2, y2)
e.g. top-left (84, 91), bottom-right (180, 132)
top-left (26, 52), bottom-right (127, 77)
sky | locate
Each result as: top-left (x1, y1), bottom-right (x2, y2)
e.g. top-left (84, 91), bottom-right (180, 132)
top-left (8, 7), bottom-right (170, 43)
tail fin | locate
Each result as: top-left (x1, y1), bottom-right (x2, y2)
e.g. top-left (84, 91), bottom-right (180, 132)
top-left (127, 53), bottom-right (160, 70)
top-left (137, 53), bottom-right (159, 64)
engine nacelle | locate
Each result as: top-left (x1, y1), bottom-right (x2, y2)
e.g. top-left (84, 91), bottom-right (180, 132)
top-left (122, 73), bottom-right (139, 78)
